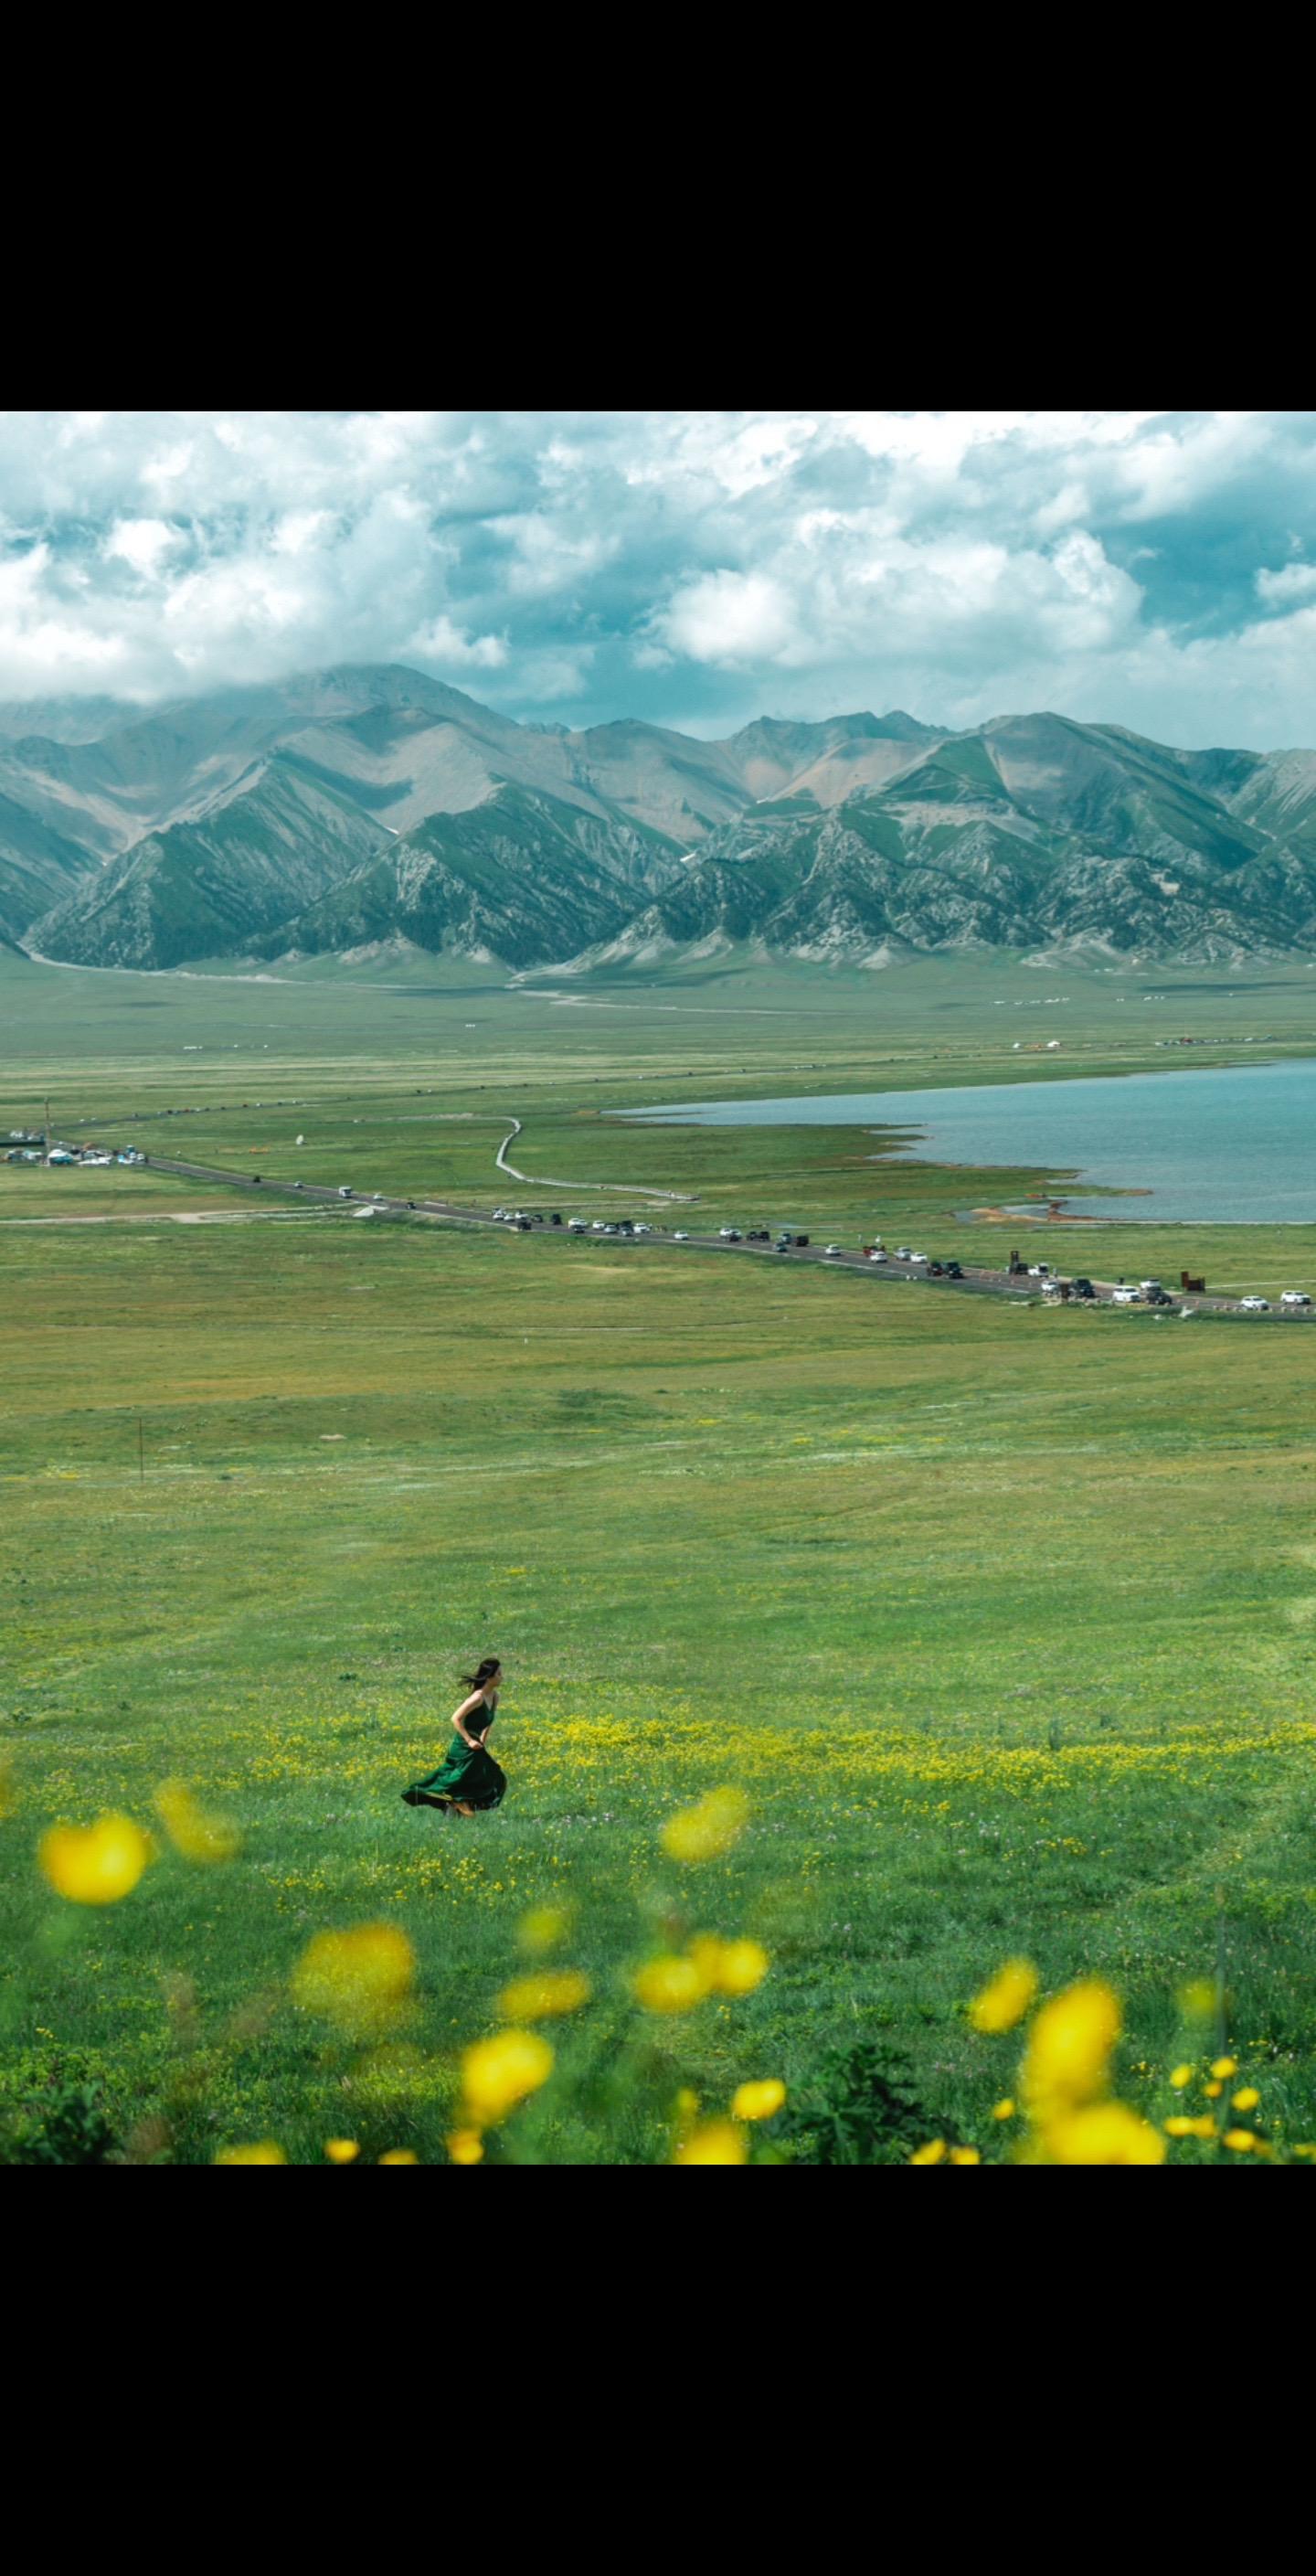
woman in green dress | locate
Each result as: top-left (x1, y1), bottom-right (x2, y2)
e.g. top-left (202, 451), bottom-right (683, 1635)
top-left (403, 1657), bottom-right (506, 1818)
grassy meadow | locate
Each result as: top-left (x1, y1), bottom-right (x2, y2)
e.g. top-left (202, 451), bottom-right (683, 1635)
top-left (4, 943), bottom-right (1316, 2165)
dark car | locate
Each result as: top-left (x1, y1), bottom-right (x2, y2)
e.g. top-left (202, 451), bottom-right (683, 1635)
top-left (1072, 1278), bottom-right (1096, 1299)
top-left (550, 1212), bottom-right (563, 1225)
top-left (1146, 1285), bottom-right (1173, 1306)
top-left (944, 1260), bottom-right (964, 1279)
top-left (928, 1261), bottom-right (946, 1277)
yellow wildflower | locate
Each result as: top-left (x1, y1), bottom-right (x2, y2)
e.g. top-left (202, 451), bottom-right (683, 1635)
top-left (949, 2146), bottom-right (982, 2165)
top-left (496, 1969), bottom-right (590, 2022)
top-left (910, 2139), bottom-right (947, 2165)
top-left (1204, 2081), bottom-right (1223, 2099)
top-left (378, 2149), bottom-right (419, 2165)
top-left (1045, 2104), bottom-right (1166, 2165)
top-left (661, 1786), bottom-right (750, 1864)
top-left (1163, 2116), bottom-right (1196, 2137)
top-left (154, 1779), bottom-right (240, 1865)
top-left (462, 2028), bottom-right (554, 2126)
top-left (1222, 2129), bottom-right (1256, 2153)
top-left (1022, 1980), bottom-right (1120, 2115)
top-left (1231, 2087), bottom-right (1260, 2113)
top-left (732, 2079), bottom-right (786, 2123)
top-left (969, 1958), bottom-right (1039, 2034)
top-left (634, 1955), bottom-right (708, 2014)
top-left (39, 1813), bottom-right (151, 1906)
top-left (1169, 2063), bottom-right (1194, 2090)
top-left (516, 1903), bottom-right (572, 1955)
top-left (324, 2139), bottom-right (359, 2164)
top-left (1210, 2056), bottom-right (1237, 2080)
top-left (992, 2098), bottom-right (1016, 2122)
top-left (292, 1922), bottom-right (415, 2039)
top-left (214, 2142), bottom-right (286, 2165)
top-left (706, 1937), bottom-right (769, 1997)
top-left (674, 2121), bottom-right (748, 2166)
top-left (448, 2130), bottom-right (484, 2166)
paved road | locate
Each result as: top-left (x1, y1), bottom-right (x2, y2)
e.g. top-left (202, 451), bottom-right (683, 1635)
top-left (110, 1147), bottom-right (1311, 1320)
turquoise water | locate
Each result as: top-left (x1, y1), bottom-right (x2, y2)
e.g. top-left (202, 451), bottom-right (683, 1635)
top-left (625, 1060), bottom-right (1316, 1223)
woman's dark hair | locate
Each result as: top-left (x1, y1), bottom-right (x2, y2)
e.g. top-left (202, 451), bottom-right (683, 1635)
top-left (463, 1656), bottom-right (502, 1689)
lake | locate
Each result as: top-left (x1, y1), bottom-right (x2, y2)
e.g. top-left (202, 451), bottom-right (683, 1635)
top-left (624, 1059), bottom-right (1316, 1223)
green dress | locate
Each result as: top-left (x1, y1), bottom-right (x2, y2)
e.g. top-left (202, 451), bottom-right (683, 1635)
top-left (403, 1696), bottom-right (506, 1813)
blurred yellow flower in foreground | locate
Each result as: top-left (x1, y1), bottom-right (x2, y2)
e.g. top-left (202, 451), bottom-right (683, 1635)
top-left (497, 1969), bottom-right (591, 2022)
top-left (462, 2029), bottom-right (554, 2126)
top-left (292, 1922), bottom-right (416, 2039)
top-left (215, 2142), bottom-right (286, 2165)
top-left (324, 2139), bottom-right (359, 2163)
top-left (992, 2098), bottom-right (1016, 2122)
top-left (1210, 2056), bottom-right (1237, 2080)
top-left (1023, 1980), bottom-right (1120, 2115)
top-left (39, 1812), bottom-right (151, 1906)
top-left (1170, 2063), bottom-right (1194, 2090)
top-left (635, 1956), bottom-right (707, 2014)
top-left (379, 2149), bottom-right (419, 2165)
top-left (661, 1786), bottom-right (750, 1864)
top-left (1044, 2104), bottom-right (1165, 2166)
top-left (1231, 2086), bottom-right (1260, 2113)
top-left (674, 2120), bottom-right (747, 2166)
top-left (1165, 2113), bottom-right (1219, 2141)
top-left (154, 1779), bottom-right (240, 1865)
top-left (949, 2146), bottom-right (981, 2165)
top-left (1178, 1981), bottom-right (1216, 2021)
top-left (516, 1902), bottom-right (572, 1955)
top-left (448, 2129), bottom-right (484, 2166)
top-left (969, 1958), bottom-right (1038, 2034)
top-left (699, 1936), bottom-right (770, 1997)
top-left (732, 2079), bottom-right (786, 2122)
top-left (910, 2140), bottom-right (946, 2165)
top-left (1222, 2129), bottom-right (1256, 2154)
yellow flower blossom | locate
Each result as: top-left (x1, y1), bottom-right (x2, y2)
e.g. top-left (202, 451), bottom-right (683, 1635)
top-left (732, 2079), bottom-right (786, 2123)
top-left (378, 2149), bottom-right (419, 2165)
top-left (324, 2139), bottom-right (359, 2163)
top-left (969, 1958), bottom-right (1038, 2034)
top-left (1204, 2081), bottom-right (1223, 2099)
top-left (214, 2142), bottom-right (286, 2165)
top-left (634, 1955), bottom-right (708, 2014)
top-left (660, 1786), bottom-right (751, 1864)
top-left (705, 1936), bottom-right (769, 1997)
top-left (462, 2028), bottom-right (554, 2126)
top-left (516, 1903), bottom-right (572, 1955)
top-left (910, 2139), bottom-right (947, 2165)
top-left (1163, 2116), bottom-right (1196, 2137)
top-left (1044, 2104), bottom-right (1166, 2165)
top-left (154, 1779), bottom-right (240, 1865)
top-left (1222, 2129), bottom-right (1256, 2153)
top-left (1169, 2063), bottom-right (1194, 2090)
top-left (1231, 2086), bottom-right (1260, 2113)
top-left (674, 2120), bottom-right (747, 2166)
top-left (1022, 1979), bottom-right (1120, 2115)
top-left (992, 2098), bottom-right (1016, 2122)
top-left (950, 2146), bottom-right (982, 2165)
top-left (448, 2129), bottom-right (484, 2166)
top-left (292, 1921), bottom-right (416, 2039)
top-left (496, 1969), bottom-right (591, 2022)
top-left (39, 1812), bottom-right (151, 1906)
top-left (1210, 2056), bottom-right (1237, 2080)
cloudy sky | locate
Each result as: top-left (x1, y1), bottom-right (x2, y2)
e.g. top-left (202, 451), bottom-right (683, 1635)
top-left (1, 410), bottom-right (1314, 746)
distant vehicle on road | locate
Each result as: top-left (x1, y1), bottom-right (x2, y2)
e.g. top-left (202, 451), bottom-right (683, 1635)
top-left (568, 1219), bottom-right (587, 1232)
top-left (1239, 1295), bottom-right (1270, 1313)
top-left (866, 1247), bottom-right (887, 1262)
top-left (673, 1229), bottom-right (689, 1240)
top-left (1280, 1291), bottom-right (1311, 1308)
top-left (895, 1246), bottom-right (914, 1261)
top-left (337, 1186), bottom-right (353, 1198)
top-left (1110, 1286), bottom-right (1141, 1304)
top-left (1072, 1276), bottom-right (1095, 1299)
top-left (944, 1260), bottom-right (964, 1280)
top-left (823, 1243), bottom-right (844, 1257)
top-left (908, 1251), bottom-right (929, 1266)
top-left (1026, 1262), bottom-right (1051, 1278)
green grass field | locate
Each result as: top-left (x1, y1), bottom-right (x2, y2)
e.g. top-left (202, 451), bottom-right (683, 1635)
top-left (4, 946), bottom-right (1316, 2164)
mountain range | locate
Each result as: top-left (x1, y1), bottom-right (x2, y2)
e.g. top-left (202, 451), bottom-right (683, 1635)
top-left (3, 662), bottom-right (1316, 973)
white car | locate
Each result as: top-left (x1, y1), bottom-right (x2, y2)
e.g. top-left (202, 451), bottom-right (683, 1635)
top-left (568, 1219), bottom-right (586, 1232)
top-left (673, 1229), bottom-right (689, 1240)
top-left (1280, 1291), bottom-right (1311, 1308)
top-left (867, 1247), bottom-right (887, 1262)
top-left (633, 1222), bottom-right (652, 1235)
top-left (1110, 1286), bottom-right (1141, 1304)
top-left (718, 1226), bottom-right (739, 1240)
top-left (1026, 1262), bottom-right (1051, 1278)
top-left (824, 1243), bottom-right (844, 1257)
top-left (895, 1246), bottom-right (915, 1261)
top-left (1239, 1296), bottom-right (1270, 1313)
top-left (590, 1219), bottom-right (606, 1231)
top-left (908, 1251), bottom-right (929, 1266)
top-left (337, 1186), bottom-right (353, 1198)
top-left (1139, 1280), bottom-right (1163, 1296)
